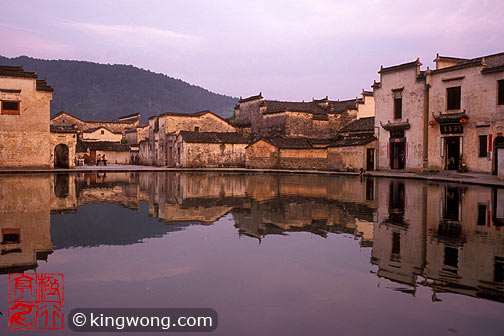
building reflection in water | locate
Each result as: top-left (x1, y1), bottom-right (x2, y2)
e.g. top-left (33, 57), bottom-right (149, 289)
top-left (1, 172), bottom-right (504, 304)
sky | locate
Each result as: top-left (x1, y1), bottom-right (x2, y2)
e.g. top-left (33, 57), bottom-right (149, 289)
top-left (1, 0), bottom-right (503, 101)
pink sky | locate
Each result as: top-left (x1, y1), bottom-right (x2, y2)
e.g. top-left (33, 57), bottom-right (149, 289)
top-left (1, 0), bottom-right (503, 100)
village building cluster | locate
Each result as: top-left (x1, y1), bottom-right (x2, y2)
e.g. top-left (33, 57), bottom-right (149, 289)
top-left (1, 51), bottom-right (504, 177)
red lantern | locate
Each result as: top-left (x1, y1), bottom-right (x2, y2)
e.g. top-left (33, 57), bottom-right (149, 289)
top-left (460, 118), bottom-right (468, 124)
top-left (429, 120), bottom-right (437, 126)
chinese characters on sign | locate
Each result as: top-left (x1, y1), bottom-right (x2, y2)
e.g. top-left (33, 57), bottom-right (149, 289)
top-left (8, 273), bottom-right (64, 330)
top-left (440, 123), bottom-right (464, 134)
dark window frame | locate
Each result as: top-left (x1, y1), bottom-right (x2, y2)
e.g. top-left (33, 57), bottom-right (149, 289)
top-left (1, 100), bottom-right (20, 115)
top-left (477, 203), bottom-right (487, 226)
top-left (394, 98), bottom-right (402, 120)
top-left (2, 228), bottom-right (20, 244)
top-left (447, 86), bottom-right (461, 110)
top-left (495, 257), bottom-right (504, 283)
top-left (479, 135), bottom-right (488, 158)
top-left (498, 80), bottom-right (504, 105)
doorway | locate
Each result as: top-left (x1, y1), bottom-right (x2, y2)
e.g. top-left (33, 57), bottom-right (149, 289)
top-left (445, 137), bottom-right (460, 170)
top-left (444, 187), bottom-right (460, 221)
top-left (54, 144), bottom-right (69, 168)
top-left (90, 150), bottom-right (97, 165)
top-left (366, 149), bottom-right (375, 171)
top-left (390, 141), bottom-right (405, 170)
top-left (54, 174), bottom-right (69, 198)
top-left (493, 136), bottom-right (504, 175)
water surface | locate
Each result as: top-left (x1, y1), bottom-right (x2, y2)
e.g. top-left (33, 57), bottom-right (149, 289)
top-left (1, 172), bottom-right (504, 335)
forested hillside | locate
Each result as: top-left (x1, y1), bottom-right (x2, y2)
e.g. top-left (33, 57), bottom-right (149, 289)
top-left (0, 55), bottom-right (237, 122)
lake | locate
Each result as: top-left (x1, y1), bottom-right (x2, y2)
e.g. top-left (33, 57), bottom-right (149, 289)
top-left (1, 172), bottom-right (504, 335)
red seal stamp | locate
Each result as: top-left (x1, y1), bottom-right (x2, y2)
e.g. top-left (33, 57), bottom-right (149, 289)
top-left (8, 273), bottom-right (64, 330)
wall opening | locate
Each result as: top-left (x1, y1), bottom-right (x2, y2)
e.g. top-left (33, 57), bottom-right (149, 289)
top-left (54, 144), bottom-right (69, 168)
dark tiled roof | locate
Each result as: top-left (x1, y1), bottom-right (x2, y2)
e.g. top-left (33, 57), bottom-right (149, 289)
top-left (330, 99), bottom-right (357, 114)
top-left (51, 111), bottom-right (78, 121)
top-left (433, 112), bottom-right (468, 124)
top-left (0, 65), bottom-right (37, 78)
top-left (36, 79), bottom-right (53, 92)
top-left (158, 110), bottom-right (233, 126)
top-left (261, 100), bottom-right (326, 114)
top-left (380, 120), bottom-right (411, 131)
top-left (340, 117), bottom-right (375, 132)
top-left (160, 111), bottom-right (208, 117)
top-left (125, 125), bottom-right (148, 133)
top-left (0, 66), bottom-right (53, 91)
top-left (261, 99), bottom-right (356, 116)
top-left (178, 131), bottom-right (250, 144)
top-left (51, 111), bottom-right (138, 124)
top-left (0, 89), bottom-right (21, 93)
top-left (239, 93), bottom-right (263, 103)
top-left (305, 138), bottom-right (337, 145)
top-left (262, 137), bottom-right (313, 149)
top-left (482, 52), bottom-right (504, 74)
top-left (83, 126), bottom-right (121, 134)
top-left (79, 141), bottom-right (131, 152)
top-left (116, 112), bottom-right (140, 121)
top-left (379, 59), bottom-right (421, 74)
top-left (482, 65), bottom-right (504, 74)
top-left (313, 96), bottom-right (329, 103)
top-left (433, 55), bottom-right (469, 63)
top-left (431, 52), bottom-right (504, 75)
top-left (328, 134), bottom-right (376, 147)
top-left (431, 58), bottom-right (483, 74)
top-left (50, 125), bottom-right (77, 133)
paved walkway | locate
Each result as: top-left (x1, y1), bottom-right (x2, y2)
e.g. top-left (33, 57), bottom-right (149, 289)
top-left (1, 165), bottom-right (503, 188)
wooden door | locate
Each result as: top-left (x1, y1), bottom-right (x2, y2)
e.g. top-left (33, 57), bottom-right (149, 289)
top-left (90, 150), bottom-right (96, 164)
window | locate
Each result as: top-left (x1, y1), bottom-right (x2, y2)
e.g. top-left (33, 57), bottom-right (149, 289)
top-left (498, 80), bottom-right (504, 105)
top-left (447, 86), bottom-right (461, 110)
top-left (495, 257), bottom-right (504, 283)
top-left (391, 232), bottom-right (400, 261)
top-left (392, 89), bottom-right (403, 119)
top-left (366, 178), bottom-right (374, 201)
top-left (101, 130), bottom-right (105, 135)
top-left (1, 101), bottom-right (20, 115)
top-left (194, 126), bottom-right (199, 132)
top-left (477, 204), bottom-right (487, 226)
top-left (2, 228), bottom-right (20, 244)
top-left (393, 98), bottom-right (402, 119)
top-left (479, 135), bottom-right (488, 157)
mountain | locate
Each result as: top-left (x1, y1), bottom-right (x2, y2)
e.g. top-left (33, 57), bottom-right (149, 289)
top-left (0, 55), bottom-right (238, 122)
